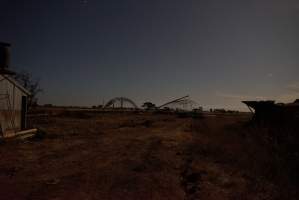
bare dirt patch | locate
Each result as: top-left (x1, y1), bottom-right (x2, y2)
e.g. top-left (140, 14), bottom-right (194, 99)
top-left (0, 111), bottom-right (298, 199)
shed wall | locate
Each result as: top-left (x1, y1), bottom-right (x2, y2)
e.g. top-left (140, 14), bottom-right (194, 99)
top-left (0, 74), bottom-right (27, 134)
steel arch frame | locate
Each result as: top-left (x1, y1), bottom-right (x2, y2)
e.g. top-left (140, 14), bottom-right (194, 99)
top-left (103, 97), bottom-right (138, 109)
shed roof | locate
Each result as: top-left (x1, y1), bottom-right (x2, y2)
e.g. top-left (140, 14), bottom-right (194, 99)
top-left (0, 74), bottom-right (31, 96)
top-left (0, 68), bottom-right (15, 75)
top-left (0, 42), bottom-right (11, 47)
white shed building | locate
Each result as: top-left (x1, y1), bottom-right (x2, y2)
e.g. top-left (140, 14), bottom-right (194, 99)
top-left (0, 42), bottom-right (30, 137)
top-left (0, 74), bottom-right (30, 136)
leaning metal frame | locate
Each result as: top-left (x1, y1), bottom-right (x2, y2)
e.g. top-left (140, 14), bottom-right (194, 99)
top-left (158, 95), bottom-right (198, 110)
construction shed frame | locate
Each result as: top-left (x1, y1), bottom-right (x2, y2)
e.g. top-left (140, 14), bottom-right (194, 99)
top-left (0, 74), bottom-right (30, 137)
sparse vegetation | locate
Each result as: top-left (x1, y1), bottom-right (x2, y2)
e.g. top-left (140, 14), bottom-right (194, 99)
top-left (142, 102), bottom-right (156, 110)
top-left (13, 70), bottom-right (43, 107)
top-left (0, 109), bottom-right (297, 199)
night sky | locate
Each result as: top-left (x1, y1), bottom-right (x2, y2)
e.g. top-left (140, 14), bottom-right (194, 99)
top-left (1, 0), bottom-right (299, 110)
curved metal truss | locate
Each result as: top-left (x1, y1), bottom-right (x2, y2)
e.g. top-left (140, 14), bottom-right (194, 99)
top-left (104, 97), bottom-right (138, 109)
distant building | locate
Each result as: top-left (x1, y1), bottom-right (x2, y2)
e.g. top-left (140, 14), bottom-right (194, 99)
top-left (242, 100), bottom-right (299, 126)
top-left (0, 42), bottom-right (30, 137)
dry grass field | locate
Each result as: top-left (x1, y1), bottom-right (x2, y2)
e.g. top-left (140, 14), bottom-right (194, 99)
top-left (0, 110), bottom-right (298, 200)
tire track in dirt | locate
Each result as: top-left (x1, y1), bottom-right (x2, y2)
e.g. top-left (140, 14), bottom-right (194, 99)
top-left (181, 151), bottom-right (201, 200)
top-left (180, 118), bottom-right (204, 200)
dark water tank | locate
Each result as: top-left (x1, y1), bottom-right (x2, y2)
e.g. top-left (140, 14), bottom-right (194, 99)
top-left (0, 42), bottom-right (11, 69)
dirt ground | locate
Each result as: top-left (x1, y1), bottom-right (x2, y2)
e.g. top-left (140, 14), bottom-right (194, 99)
top-left (0, 111), bottom-right (298, 200)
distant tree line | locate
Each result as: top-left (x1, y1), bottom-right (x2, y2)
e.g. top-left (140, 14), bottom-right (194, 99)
top-left (209, 108), bottom-right (239, 113)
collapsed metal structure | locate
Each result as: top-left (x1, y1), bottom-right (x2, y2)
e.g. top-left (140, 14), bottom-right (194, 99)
top-left (103, 95), bottom-right (199, 111)
top-left (158, 95), bottom-right (199, 111)
top-left (103, 97), bottom-right (138, 109)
